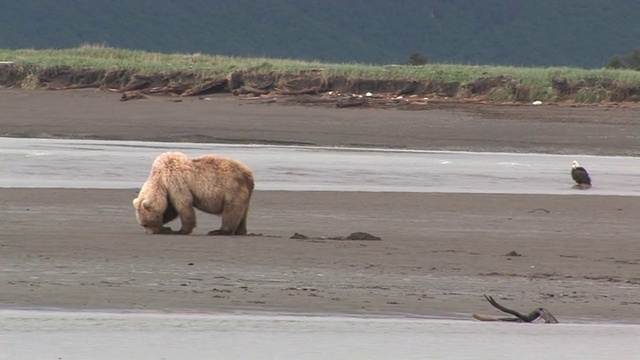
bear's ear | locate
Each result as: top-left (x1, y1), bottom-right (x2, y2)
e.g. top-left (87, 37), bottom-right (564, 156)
top-left (132, 197), bottom-right (140, 207)
top-left (141, 199), bottom-right (152, 210)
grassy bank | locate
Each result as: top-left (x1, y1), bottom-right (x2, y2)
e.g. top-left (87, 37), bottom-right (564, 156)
top-left (1, 45), bottom-right (640, 102)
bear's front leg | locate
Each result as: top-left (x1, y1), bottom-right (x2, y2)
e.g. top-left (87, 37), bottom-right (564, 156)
top-left (176, 224), bottom-right (195, 235)
top-left (176, 206), bottom-right (196, 235)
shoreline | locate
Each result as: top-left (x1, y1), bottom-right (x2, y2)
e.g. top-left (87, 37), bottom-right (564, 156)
top-left (5, 134), bottom-right (640, 157)
top-left (3, 306), bottom-right (639, 326)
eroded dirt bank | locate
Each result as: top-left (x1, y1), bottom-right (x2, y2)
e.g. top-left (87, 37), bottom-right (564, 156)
top-left (1, 63), bottom-right (640, 106)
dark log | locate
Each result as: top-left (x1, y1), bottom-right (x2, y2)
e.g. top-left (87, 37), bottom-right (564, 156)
top-left (395, 81), bottom-right (419, 96)
top-left (277, 87), bottom-right (321, 95)
top-left (119, 91), bottom-right (149, 102)
top-left (336, 97), bottom-right (366, 108)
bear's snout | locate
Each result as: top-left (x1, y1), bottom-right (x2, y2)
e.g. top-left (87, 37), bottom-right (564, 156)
top-left (143, 226), bottom-right (160, 235)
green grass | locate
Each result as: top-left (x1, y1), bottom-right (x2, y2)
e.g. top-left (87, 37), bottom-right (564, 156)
top-left (1, 45), bottom-right (639, 102)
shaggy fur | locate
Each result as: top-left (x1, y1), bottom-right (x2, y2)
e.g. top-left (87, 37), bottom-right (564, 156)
top-left (132, 151), bottom-right (254, 235)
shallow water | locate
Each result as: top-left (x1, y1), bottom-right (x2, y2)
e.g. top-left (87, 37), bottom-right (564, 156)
top-left (1, 137), bottom-right (640, 195)
top-left (2, 309), bottom-right (640, 360)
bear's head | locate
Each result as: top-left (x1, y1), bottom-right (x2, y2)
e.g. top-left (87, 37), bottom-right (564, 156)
top-left (132, 196), bottom-right (164, 234)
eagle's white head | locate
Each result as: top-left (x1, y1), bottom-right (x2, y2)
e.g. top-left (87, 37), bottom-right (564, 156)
top-left (572, 160), bottom-right (580, 169)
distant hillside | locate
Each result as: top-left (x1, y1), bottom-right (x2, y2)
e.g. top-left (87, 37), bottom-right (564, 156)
top-left (1, 0), bottom-right (638, 68)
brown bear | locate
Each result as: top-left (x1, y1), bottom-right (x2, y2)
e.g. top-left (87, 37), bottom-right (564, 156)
top-left (132, 151), bottom-right (255, 235)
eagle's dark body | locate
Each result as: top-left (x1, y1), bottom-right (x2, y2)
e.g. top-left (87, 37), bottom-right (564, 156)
top-left (571, 161), bottom-right (591, 186)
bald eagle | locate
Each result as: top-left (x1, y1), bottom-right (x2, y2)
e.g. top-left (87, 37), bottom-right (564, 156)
top-left (571, 161), bottom-right (591, 188)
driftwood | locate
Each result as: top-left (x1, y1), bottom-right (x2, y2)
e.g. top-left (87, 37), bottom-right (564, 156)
top-left (473, 294), bottom-right (559, 323)
top-left (181, 79), bottom-right (227, 97)
top-left (129, 84), bottom-right (191, 95)
top-left (121, 76), bottom-right (152, 92)
top-left (149, 83), bottom-right (193, 95)
top-left (48, 84), bottom-right (100, 90)
top-left (233, 85), bottom-right (270, 96)
top-left (119, 83), bottom-right (193, 101)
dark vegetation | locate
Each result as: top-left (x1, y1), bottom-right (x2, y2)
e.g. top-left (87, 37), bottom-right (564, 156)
top-left (407, 51), bottom-right (429, 66)
top-left (0, 0), bottom-right (639, 68)
top-left (607, 48), bottom-right (640, 71)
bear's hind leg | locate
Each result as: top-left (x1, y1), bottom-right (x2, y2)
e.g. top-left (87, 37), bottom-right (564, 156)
top-left (207, 204), bottom-right (246, 236)
top-left (207, 217), bottom-right (238, 235)
top-left (235, 216), bottom-right (248, 235)
top-left (234, 206), bottom-right (250, 235)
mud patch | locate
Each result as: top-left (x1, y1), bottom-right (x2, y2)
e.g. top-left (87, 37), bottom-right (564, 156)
top-left (290, 232), bottom-right (382, 241)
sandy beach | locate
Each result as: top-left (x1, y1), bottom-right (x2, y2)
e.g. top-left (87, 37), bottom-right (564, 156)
top-left (1, 88), bottom-right (639, 323)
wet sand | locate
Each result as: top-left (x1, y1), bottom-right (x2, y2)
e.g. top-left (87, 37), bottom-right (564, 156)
top-left (1, 89), bottom-right (639, 322)
top-left (1, 88), bottom-right (640, 156)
